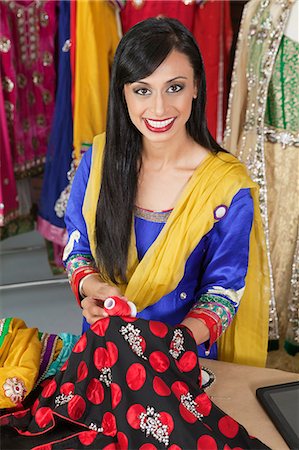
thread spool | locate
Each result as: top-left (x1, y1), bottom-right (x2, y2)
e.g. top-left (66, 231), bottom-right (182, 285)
top-left (104, 296), bottom-right (137, 317)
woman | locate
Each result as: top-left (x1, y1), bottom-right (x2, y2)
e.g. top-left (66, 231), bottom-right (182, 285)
top-left (64, 16), bottom-right (269, 367)
top-left (1, 17), bottom-right (270, 450)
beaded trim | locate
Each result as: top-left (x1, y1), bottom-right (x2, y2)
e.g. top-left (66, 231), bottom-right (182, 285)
top-left (35, 333), bottom-right (59, 387)
top-left (264, 126), bottom-right (299, 149)
top-left (139, 406), bottom-right (170, 446)
top-left (134, 206), bottom-right (172, 223)
top-left (119, 323), bottom-right (147, 360)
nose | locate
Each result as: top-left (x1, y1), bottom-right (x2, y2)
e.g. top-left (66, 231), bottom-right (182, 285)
top-left (151, 91), bottom-right (167, 117)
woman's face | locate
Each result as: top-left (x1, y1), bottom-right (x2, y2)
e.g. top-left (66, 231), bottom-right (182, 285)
top-left (123, 50), bottom-right (197, 144)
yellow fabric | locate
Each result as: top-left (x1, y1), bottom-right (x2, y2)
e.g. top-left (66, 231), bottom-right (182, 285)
top-left (73, 0), bottom-right (120, 163)
top-left (0, 318), bottom-right (41, 409)
top-left (83, 133), bottom-right (270, 366)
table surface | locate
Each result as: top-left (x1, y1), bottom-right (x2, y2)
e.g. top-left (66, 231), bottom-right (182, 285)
top-left (199, 358), bottom-right (299, 450)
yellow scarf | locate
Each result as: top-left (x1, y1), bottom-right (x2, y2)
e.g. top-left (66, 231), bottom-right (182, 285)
top-left (83, 133), bottom-right (270, 367)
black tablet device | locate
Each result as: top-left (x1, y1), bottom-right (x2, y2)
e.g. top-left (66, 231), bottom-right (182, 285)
top-left (256, 381), bottom-right (299, 449)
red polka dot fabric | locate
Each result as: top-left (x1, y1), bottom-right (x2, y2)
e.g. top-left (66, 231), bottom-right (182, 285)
top-left (1, 317), bottom-right (269, 449)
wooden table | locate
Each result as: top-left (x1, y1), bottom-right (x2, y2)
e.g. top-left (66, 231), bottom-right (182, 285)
top-left (199, 358), bottom-right (299, 450)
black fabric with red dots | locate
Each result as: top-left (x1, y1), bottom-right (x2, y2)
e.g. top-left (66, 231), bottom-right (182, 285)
top-left (1, 316), bottom-right (270, 450)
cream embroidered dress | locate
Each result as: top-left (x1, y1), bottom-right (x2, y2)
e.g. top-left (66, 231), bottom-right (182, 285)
top-left (224, 0), bottom-right (299, 361)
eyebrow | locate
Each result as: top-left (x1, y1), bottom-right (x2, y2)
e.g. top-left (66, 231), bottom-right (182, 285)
top-left (133, 76), bottom-right (188, 85)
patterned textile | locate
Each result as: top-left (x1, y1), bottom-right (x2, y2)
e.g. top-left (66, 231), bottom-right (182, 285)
top-left (0, 318), bottom-right (78, 410)
top-left (1, 317), bottom-right (269, 449)
top-left (0, 0), bottom-right (57, 178)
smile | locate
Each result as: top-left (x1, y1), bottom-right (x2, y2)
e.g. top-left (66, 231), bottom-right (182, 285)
top-left (144, 117), bottom-right (176, 132)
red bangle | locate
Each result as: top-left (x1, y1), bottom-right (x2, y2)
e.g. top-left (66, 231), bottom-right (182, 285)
top-left (185, 310), bottom-right (222, 352)
top-left (70, 266), bottom-right (99, 307)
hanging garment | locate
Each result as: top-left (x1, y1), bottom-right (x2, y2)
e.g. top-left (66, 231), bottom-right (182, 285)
top-left (0, 0), bottom-right (57, 239)
top-left (0, 82), bottom-right (18, 235)
top-left (72, 0), bottom-right (121, 164)
top-left (192, 0), bottom-right (233, 142)
top-left (1, 316), bottom-right (270, 449)
top-left (36, 0), bottom-right (73, 270)
top-left (223, 0), bottom-right (299, 357)
top-left (0, 0), bottom-right (57, 178)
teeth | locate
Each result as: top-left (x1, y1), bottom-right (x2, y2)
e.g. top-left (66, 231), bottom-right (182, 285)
top-left (146, 118), bottom-right (175, 128)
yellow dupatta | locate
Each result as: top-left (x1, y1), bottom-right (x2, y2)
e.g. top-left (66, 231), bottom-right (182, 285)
top-left (83, 133), bottom-right (270, 367)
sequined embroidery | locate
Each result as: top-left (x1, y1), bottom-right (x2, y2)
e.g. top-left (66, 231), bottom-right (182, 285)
top-left (169, 328), bottom-right (185, 359)
top-left (139, 406), bottom-right (170, 446)
top-left (180, 392), bottom-right (203, 421)
top-left (89, 423), bottom-right (103, 433)
top-left (55, 391), bottom-right (74, 408)
top-left (264, 126), bottom-right (299, 149)
top-left (99, 367), bottom-right (112, 387)
top-left (134, 206), bottom-right (172, 223)
top-left (119, 323), bottom-right (147, 360)
top-left (3, 377), bottom-right (27, 404)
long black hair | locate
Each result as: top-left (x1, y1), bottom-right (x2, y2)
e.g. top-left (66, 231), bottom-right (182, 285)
top-left (95, 16), bottom-right (224, 284)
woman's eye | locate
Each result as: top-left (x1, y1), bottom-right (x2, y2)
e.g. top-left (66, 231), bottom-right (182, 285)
top-left (134, 88), bottom-right (151, 96)
top-left (167, 84), bottom-right (183, 93)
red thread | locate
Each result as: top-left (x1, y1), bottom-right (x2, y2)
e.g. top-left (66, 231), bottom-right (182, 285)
top-left (104, 296), bottom-right (137, 317)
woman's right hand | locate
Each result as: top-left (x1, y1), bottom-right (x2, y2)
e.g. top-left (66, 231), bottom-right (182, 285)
top-left (80, 274), bottom-right (127, 325)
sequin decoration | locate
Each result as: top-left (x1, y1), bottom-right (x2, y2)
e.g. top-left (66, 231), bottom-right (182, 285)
top-left (139, 406), bottom-right (170, 446)
top-left (264, 126), bottom-right (299, 149)
top-left (99, 367), bottom-right (112, 387)
top-left (0, 36), bottom-right (11, 52)
top-left (2, 76), bottom-right (14, 92)
top-left (119, 323), bottom-right (147, 360)
top-left (169, 328), bottom-right (185, 359)
top-left (180, 392), bottom-right (203, 421)
top-left (54, 391), bottom-right (74, 408)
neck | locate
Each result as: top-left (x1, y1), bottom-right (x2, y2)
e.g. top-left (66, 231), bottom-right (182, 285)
top-left (141, 130), bottom-right (195, 168)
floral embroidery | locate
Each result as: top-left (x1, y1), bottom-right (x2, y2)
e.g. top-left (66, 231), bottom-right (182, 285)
top-left (119, 323), bottom-right (147, 360)
top-left (139, 406), bottom-right (170, 446)
top-left (3, 377), bottom-right (27, 404)
top-left (169, 328), bottom-right (185, 359)
top-left (180, 392), bottom-right (203, 421)
top-left (99, 367), bottom-right (112, 387)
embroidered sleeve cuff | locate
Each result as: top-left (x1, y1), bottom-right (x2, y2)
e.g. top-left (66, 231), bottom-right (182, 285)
top-left (65, 253), bottom-right (95, 279)
top-left (186, 292), bottom-right (237, 355)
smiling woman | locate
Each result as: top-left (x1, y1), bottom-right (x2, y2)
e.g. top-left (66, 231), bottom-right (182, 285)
top-left (1, 16), bottom-right (271, 449)
top-left (124, 51), bottom-right (197, 140)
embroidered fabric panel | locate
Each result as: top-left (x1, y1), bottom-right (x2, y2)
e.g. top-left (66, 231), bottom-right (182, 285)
top-left (265, 35), bottom-right (299, 133)
top-left (65, 253), bottom-right (95, 279)
top-left (134, 205), bottom-right (172, 223)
